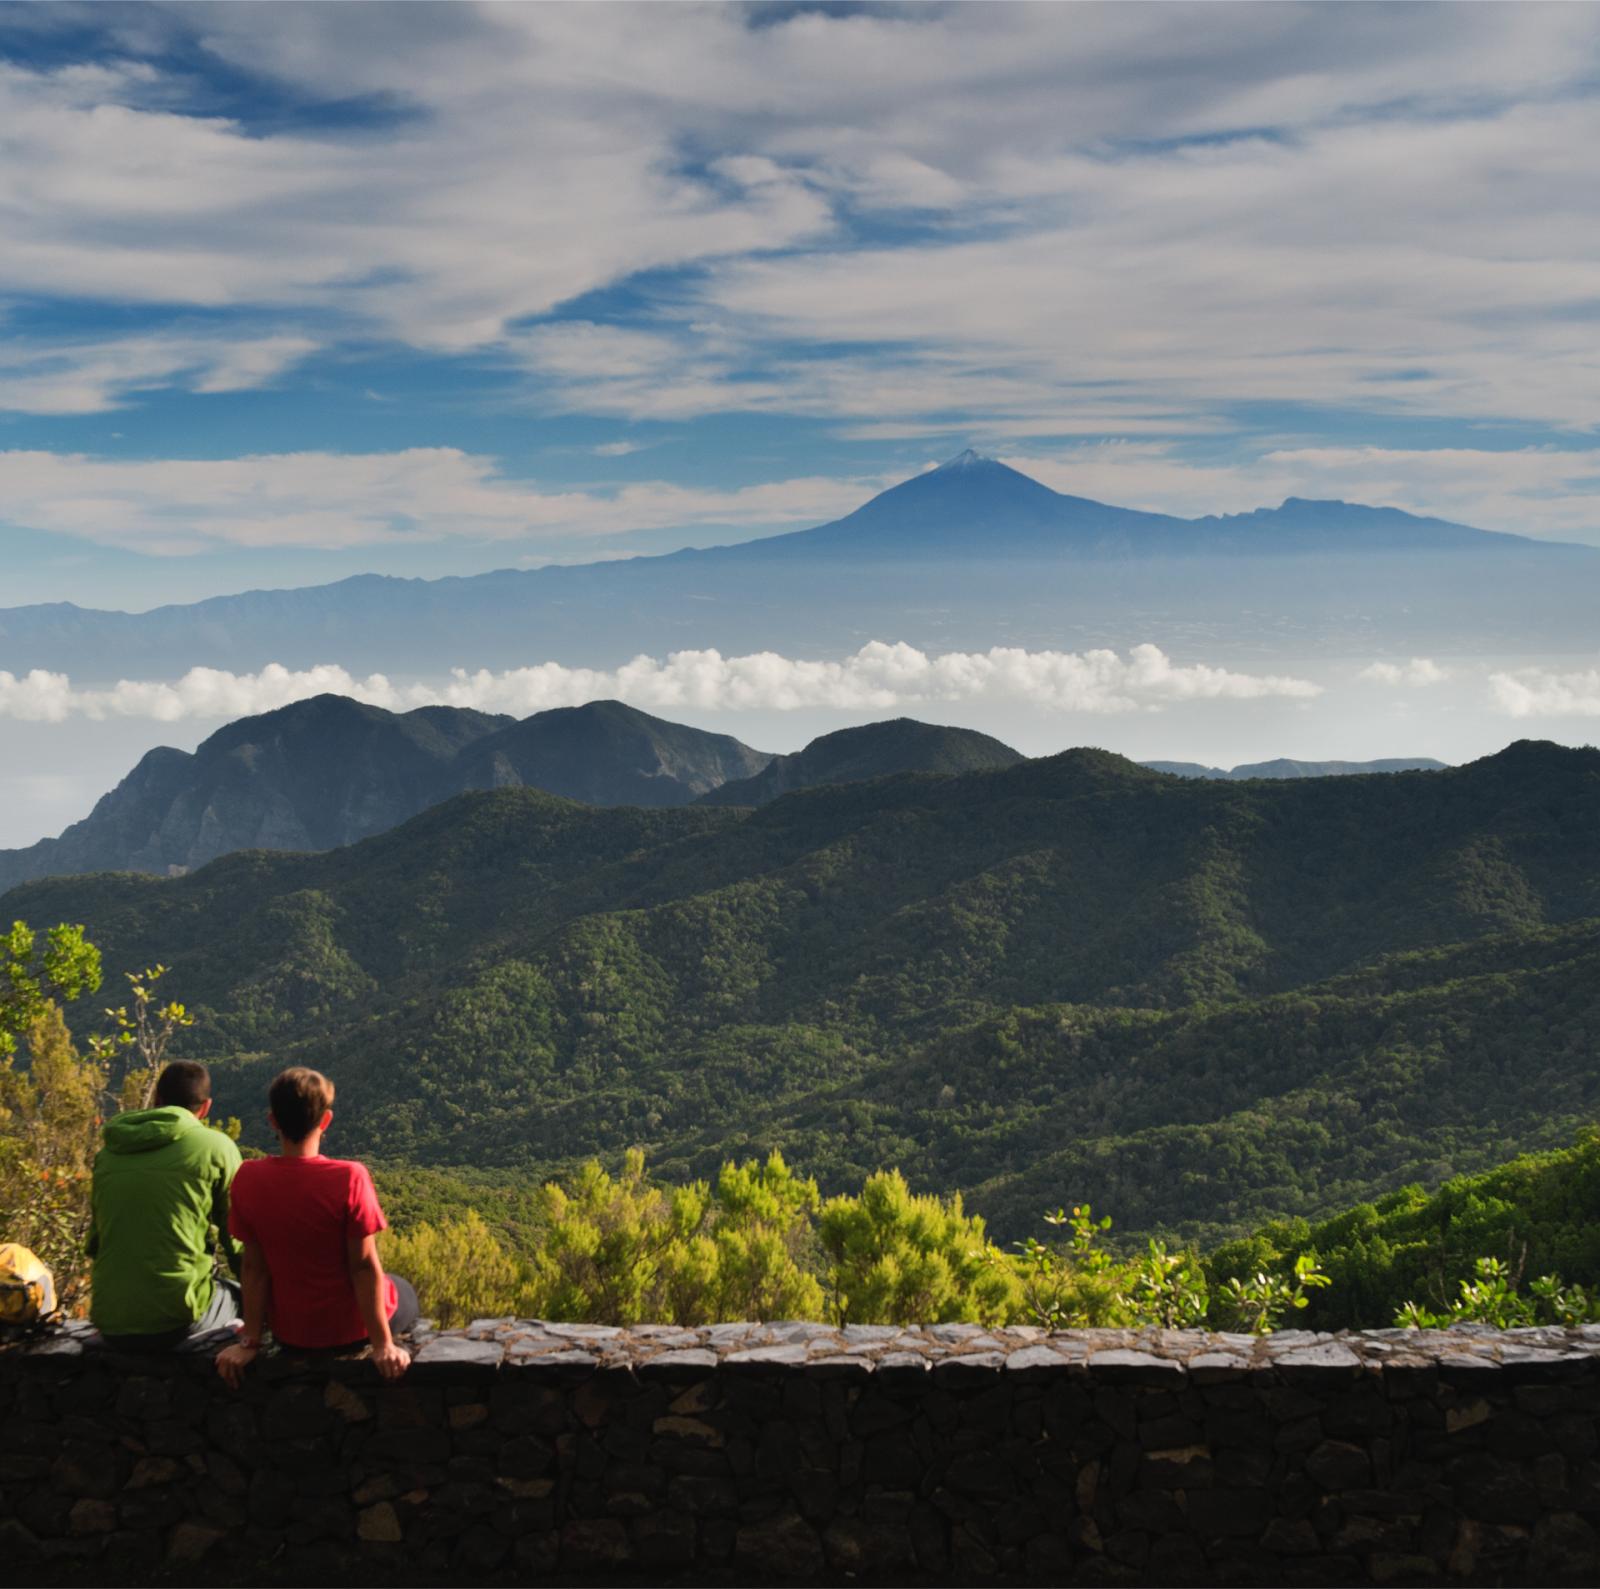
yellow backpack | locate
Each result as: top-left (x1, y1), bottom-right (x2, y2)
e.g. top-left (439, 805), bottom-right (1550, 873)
top-left (0, 1243), bottom-right (57, 1326)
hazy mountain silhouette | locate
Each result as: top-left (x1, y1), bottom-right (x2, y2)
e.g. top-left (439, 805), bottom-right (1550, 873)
top-left (2, 452), bottom-right (1595, 674)
top-left (1144, 756), bottom-right (1450, 780)
top-left (682, 451), bottom-right (1529, 562)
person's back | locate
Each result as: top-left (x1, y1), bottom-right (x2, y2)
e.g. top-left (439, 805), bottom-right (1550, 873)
top-left (228, 1153), bottom-right (398, 1350)
top-left (217, 1066), bottom-right (415, 1386)
top-left (90, 1061), bottom-right (242, 1344)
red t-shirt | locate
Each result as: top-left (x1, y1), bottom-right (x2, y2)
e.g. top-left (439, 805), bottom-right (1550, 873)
top-left (228, 1155), bottom-right (397, 1350)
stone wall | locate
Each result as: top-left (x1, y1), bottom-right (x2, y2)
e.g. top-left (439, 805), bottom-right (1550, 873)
top-left (5, 1319), bottom-right (1600, 1584)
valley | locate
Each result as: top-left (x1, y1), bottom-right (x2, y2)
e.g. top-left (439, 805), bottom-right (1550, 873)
top-left (8, 736), bottom-right (1595, 1247)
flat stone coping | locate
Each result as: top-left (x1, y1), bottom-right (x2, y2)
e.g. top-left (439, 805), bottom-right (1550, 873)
top-left (22, 1318), bottom-right (1600, 1381)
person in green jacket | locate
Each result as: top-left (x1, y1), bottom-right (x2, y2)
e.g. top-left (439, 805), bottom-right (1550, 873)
top-left (89, 1060), bottom-right (244, 1348)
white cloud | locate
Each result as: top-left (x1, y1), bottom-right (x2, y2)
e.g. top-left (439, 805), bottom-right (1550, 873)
top-left (0, 34), bottom-right (834, 351)
top-left (1360, 659), bottom-right (1450, 687)
top-left (3, 4), bottom-right (1600, 440)
top-left (0, 332), bottom-right (318, 415)
top-left (0, 643), bottom-right (1320, 723)
top-left (1488, 668), bottom-right (1600, 718)
top-left (0, 449), bottom-right (889, 553)
top-left (694, 101), bottom-right (1600, 433)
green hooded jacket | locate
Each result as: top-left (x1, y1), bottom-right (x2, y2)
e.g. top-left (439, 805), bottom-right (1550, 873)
top-left (88, 1106), bottom-right (243, 1337)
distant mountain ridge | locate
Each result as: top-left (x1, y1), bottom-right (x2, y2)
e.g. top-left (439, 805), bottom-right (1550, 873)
top-left (450, 700), bottom-right (771, 809)
top-left (3, 452), bottom-right (1595, 676)
top-left (0, 697), bottom-right (772, 892)
top-left (0, 698), bottom-right (1027, 890)
top-left (679, 452), bottom-right (1536, 564)
top-left (700, 719), bottom-right (1024, 806)
top-left (1144, 756), bottom-right (1450, 781)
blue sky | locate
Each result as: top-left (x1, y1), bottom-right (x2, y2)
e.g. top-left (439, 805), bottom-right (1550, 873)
top-left (3, 1), bottom-right (1600, 610)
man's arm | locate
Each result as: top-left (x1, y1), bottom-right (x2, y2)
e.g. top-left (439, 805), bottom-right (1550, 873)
top-left (216, 1241), bottom-right (270, 1389)
top-left (211, 1158), bottom-right (244, 1280)
top-left (347, 1232), bottom-right (409, 1381)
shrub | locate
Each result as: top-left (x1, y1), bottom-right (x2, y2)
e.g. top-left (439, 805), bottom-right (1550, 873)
top-left (818, 1169), bottom-right (1018, 1325)
top-left (1396, 1256), bottom-right (1600, 1329)
top-left (1003, 1206), bottom-right (1325, 1332)
top-left (392, 1149), bottom-right (825, 1327)
top-left (0, 1004), bottom-right (105, 1312)
top-left (381, 1209), bottom-right (531, 1328)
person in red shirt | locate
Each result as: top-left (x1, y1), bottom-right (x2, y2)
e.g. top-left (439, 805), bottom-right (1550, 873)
top-left (216, 1066), bottom-right (416, 1386)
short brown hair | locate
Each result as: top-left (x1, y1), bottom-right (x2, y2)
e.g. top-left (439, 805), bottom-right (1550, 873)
top-left (268, 1067), bottom-right (336, 1143)
top-left (153, 1060), bottom-right (211, 1112)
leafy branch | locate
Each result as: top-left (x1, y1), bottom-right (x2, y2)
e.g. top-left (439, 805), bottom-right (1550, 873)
top-left (87, 964), bottom-right (195, 1111)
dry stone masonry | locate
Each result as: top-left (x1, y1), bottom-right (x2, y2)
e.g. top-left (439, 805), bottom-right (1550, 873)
top-left (6, 1320), bottom-right (1600, 1583)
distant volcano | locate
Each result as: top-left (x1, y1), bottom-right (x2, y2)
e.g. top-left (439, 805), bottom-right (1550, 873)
top-left (0, 451), bottom-right (1593, 676)
top-left (679, 449), bottom-right (1552, 562)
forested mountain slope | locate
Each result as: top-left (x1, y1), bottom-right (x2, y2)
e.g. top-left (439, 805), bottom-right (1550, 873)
top-left (6, 739), bottom-right (1597, 1241)
top-left (701, 719), bottom-right (1023, 806)
top-left (1210, 1124), bottom-right (1600, 1330)
top-left (451, 699), bottom-right (770, 808)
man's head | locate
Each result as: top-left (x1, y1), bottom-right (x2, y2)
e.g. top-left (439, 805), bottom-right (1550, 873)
top-left (268, 1066), bottom-right (336, 1144)
top-left (153, 1060), bottom-right (213, 1119)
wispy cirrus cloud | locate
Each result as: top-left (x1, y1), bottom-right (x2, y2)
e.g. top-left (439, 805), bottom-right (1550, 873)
top-left (0, 643), bottom-right (1321, 723)
top-left (0, 449), bottom-right (890, 554)
top-left (4, 4), bottom-right (1600, 433)
top-left (0, 332), bottom-right (318, 415)
top-left (0, 37), bottom-right (833, 352)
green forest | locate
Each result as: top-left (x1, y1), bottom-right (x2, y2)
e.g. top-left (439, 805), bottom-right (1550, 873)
top-left (3, 739), bottom-right (1597, 1268)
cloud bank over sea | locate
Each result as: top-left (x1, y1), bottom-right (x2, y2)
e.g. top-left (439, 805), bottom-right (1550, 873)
top-left (0, 644), bottom-right (1321, 724)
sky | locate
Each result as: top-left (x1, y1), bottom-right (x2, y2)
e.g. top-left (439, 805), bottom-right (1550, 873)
top-left (2, 0), bottom-right (1600, 612)
top-left (1, 1), bottom-right (1598, 845)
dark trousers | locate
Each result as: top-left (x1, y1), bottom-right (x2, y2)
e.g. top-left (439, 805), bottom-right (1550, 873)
top-left (100, 1275), bottom-right (242, 1354)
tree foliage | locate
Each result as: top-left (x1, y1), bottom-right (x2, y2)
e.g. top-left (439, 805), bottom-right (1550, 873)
top-left (88, 963), bottom-right (195, 1111)
top-left (1, 921), bottom-right (101, 1061)
top-left (1209, 1125), bottom-right (1600, 1329)
top-left (0, 1003), bottom-right (106, 1311)
top-left (387, 1149), bottom-right (824, 1328)
top-left (818, 1170), bottom-right (1016, 1325)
